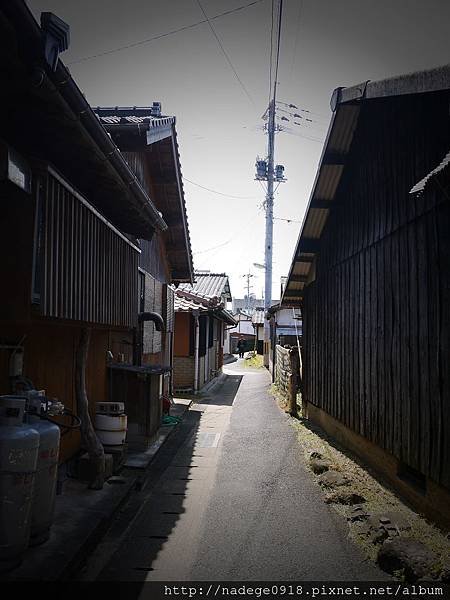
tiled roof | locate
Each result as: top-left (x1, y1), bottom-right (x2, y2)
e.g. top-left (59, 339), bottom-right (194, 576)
top-left (252, 309), bottom-right (266, 325)
top-left (174, 294), bottom-right (209, 313)
top-left (174, 287), bottom-right (236, 325)
top-left (175, 288), bottom-right (221, 310)
top-left (178, 273), bottom-right (231, 301)
top-left (96, 114), bottom-right (175, 128)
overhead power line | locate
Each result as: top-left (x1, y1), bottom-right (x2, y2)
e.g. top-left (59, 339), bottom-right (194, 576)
top-left (183, 177), bottom-right (257, 199)
top-left (288, 0), bottom-right (303, 83)
top-left (273, 0), bottom-right (283, 95)
top-left (277, 125), bottom-right (323, 142)
top-left (196, 0), bottom-right (255, 107)
top-left (268, 0), bottom-right (275, 106)
top-left (67, 0), bottom-right (265, 65)
top-left (193, 206), bottom-right (264, 256)
top-left (277, 100), bottom-right (328, 119)
top-left (274, 216), bottom-right (301, 223)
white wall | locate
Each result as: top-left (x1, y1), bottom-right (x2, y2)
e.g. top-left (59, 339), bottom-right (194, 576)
top-left (275, 308), bottom-right (301, 327)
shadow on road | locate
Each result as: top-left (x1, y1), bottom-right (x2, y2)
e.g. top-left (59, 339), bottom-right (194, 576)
top-left (90, 408), bottom-right (202, 584)
top-left (92, 371), bottom-right (244, 584)
top-left (196, 373), bottom-right (243, 407)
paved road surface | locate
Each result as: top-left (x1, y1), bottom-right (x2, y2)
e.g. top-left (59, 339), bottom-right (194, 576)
top-left (93, 360), bottom-right (383, 581)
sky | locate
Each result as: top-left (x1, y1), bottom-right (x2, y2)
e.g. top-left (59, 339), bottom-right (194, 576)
top-left (27, 0), bottom-right (450, 300)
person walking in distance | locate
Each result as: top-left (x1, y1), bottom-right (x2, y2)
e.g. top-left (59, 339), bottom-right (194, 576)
top-left (237, 337), bottom-right (245, 358)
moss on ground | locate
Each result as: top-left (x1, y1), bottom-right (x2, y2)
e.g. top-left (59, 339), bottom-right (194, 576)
top-left (243, 353), bottom-right (264, 369)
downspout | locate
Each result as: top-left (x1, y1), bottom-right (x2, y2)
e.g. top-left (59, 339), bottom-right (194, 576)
top-left (138, 312), bottom-right (165, 331)
top-left (192, 310), bottom-right (200, 392)
top-left (135, 312), bottom-right (165, 367)
top-left (205, 316), bottom-right (210, 383)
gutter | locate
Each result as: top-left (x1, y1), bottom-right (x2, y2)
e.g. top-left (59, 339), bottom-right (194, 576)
top-left (192, 311), bottom-right (200, 392)
top-left (37, 68), bottom-right (167, 233)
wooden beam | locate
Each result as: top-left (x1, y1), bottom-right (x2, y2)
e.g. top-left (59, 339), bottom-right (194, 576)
top-left (166, 247), bottom-right (189, 256)
top-left (172, 272), bottom-right (191, 281)
top-left (284, 289), bottom-right (305, 297)
top-left (322, 153), bottom-right (346, 166)
top-left (153, 178), bottom-right (177, 186)
top-left (289, 274), bottom-right (308, 283)
top-left (164, 216), bottom-right (183, 228)
top-left (310, 198), bottom-right (333, 209)
top-left (296, 237), bottom-right (320, 255)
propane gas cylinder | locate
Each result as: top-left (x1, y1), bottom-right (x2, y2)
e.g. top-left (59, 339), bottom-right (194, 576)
top-left (25, 393), bottom-right (60, 546)
top-left (0, 396), bottom-right (39, 572)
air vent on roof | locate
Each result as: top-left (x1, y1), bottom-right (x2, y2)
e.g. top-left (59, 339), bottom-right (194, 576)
top-left (152, 102), bottom-right (162, 117)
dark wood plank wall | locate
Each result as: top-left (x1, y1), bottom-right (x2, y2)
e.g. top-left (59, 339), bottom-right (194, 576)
top-left (122, 151), bottom-right (171, 283)
top-left (37, 172), bottom-right (139, 327)
top-left (139, 235), bottom-right (170, 283)
top-left (303, 92), bottom-right (450, 488)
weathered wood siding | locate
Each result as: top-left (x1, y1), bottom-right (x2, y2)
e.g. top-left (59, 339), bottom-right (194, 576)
top-left (303, 92), bottom-right (450, 488)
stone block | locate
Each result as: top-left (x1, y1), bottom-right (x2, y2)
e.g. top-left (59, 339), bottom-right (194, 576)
top-left (377, 538), bottom-right (437, 582)
top-left (76, 452), bottom-right (114, 482)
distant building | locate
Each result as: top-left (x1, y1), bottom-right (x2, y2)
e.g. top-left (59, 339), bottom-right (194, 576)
top-left (173, 273), bottom-right (236, 391)
top-left (267, 305), bottom-right (302, 376)
top-left (232, 297), bottom-right (279, 314)
top-left (251, 308), bottom-right (266, 354)
top-left (227, 310), bottom-right (255, 354)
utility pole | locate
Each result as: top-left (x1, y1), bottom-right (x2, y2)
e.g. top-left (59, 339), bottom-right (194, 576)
top-left (243, 272), bottom-right (254, 313)
top-left (265, 95), bottom-right (276, 314)
top-left (255, 0), bottom-right (284, 367)
top-left (263, 98), bottom-right (276, 367)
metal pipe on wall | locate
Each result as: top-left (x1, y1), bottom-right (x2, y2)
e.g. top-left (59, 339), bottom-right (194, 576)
top-left (192, 311), bottom-right (200, 392)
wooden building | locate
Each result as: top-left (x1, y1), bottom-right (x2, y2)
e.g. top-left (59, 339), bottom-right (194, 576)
top-left (0, 4), bottom-right (192, 461)
top-left (251, 308), bottom-right (266, 355)
top-left (281, 66), bottom-right (450, 527)
top-left (95, 107), bottom-right (193, 444)
top-left (174, 274), bottom-right (236, 391)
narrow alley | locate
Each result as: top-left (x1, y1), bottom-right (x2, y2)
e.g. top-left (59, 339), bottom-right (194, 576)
top-left (83, 361), bottom-right (383, 582)
top-left (1, 3), bottom-right (449, 593)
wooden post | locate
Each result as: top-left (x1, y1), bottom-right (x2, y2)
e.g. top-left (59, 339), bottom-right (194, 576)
top-left (288, 349), bottom-right (298, 415)
top-left (75, 327), bottom-right (105, 490)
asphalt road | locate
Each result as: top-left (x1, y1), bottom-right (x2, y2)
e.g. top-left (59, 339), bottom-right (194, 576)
top-left (94, 360), bottom-right (383, 582)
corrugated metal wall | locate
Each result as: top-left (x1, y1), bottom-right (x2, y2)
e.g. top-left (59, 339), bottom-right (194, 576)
top-left (36, 171), bottom-right (139, 327)
top-left (303, 93), bottom-right (450, 488)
